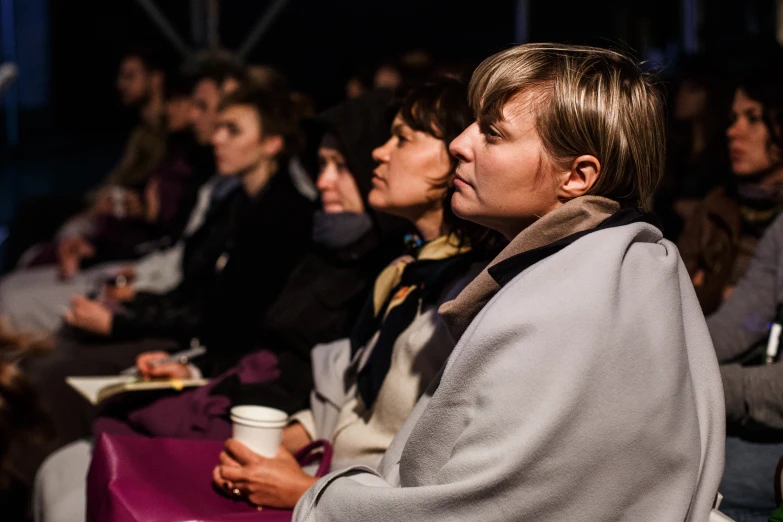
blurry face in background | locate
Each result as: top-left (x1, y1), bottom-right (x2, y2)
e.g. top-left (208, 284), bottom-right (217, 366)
top-left (345, 77), bottom-right (366, 99)
top-left (374, 65), bottom-right (402, 90)
top-left (116, 56), bottom-right (152, 106)
top-left (369, 113), bottom-right (451, 221)
top-left (189, 78), bottom-right (222, 144)
top-left (212, 105), bottom-right (266, 176)
top-left (222, 77), bottom-right (241, 96)
top-left (316, 136), bottom-right (364, 214)
top-left (165, 97), bottom-right (193, 132)
top-left (674, 80), bottom-right (707, 121)
top-left (727, 89), bottom-right (780, 176)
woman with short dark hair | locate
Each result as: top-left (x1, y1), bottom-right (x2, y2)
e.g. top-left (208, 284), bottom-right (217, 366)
top-left (212, 78), bottom-right (502, 510)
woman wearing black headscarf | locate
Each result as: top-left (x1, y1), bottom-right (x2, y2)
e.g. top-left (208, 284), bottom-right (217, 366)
top-left (97, 89), bottom-right (406, 436)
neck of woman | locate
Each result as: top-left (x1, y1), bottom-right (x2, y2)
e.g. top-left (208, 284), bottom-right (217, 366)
top-left (141, 92), bottom-right (164, 127)
top-left (757, 165), bottom-right (783, 187)
top-left (414, 208), bottom-right (448, 242)
top-left (691, 120), bottom-right (706, 157)
top-left (241, 159), bottom-right (279, 197)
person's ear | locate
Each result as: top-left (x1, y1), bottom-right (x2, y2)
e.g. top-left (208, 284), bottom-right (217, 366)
top-left (557, 154), bottom-right (600, 200)
top-left (261, 135), bottom-right (284, 158)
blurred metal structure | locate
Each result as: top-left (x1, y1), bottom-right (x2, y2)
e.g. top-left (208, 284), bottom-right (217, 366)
top-left (206, 0), bottom-right (221, 49)
top-left (132, 0), bottom-right (293, 60)
top-left (682, 0), bottom-right (700, 54)
top-left (515, 0), bottom-right (529, 44)
top-left (134, 0), bottom-right (193, 58)
top-left (190, 0), bottom-right (206, 47)
top-left (238, 0), bottom-right (291, 58)
top-left (777, 0), bottom-right (783, 46)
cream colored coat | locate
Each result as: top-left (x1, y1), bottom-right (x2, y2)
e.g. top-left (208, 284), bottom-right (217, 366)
top-left (291, 264), bottom-right (483, 468)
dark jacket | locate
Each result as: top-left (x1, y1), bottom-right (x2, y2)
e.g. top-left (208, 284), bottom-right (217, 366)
top-left (212, 231), bottom-right (390, 413)
top-left (678, 186), bottom-right (781, 315)
top-left (85, 134), bottom-right (215, 265)
top-left (213, 89), bottom-right (403, 412)
top-left (112, 167), bottom-right (315, 373)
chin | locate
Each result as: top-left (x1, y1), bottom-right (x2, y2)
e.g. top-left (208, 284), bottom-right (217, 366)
top-left (732, 166), bottom-right (763, 177)
top-left (367, 191), bottom-right (385, 211)
top-left (451, 193), bottom-right (475, 220)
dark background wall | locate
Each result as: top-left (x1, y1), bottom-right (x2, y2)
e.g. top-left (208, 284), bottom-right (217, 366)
top-left (47, 0), bottom-right (518, 135)
top-left (1, 0), bottom-right (783, 262)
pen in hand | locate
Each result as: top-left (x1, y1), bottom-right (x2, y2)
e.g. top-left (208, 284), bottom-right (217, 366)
top-left (120, 343), bottom-right (207, 377)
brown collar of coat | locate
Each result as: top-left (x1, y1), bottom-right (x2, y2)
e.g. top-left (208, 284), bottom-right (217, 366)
top-left (438, 196), bottom-right (621, 342)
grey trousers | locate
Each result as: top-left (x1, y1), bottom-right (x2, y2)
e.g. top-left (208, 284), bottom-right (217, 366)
top-left (16, 331), bottom-right (177, 484)
top-left (719, 435), bottom-right (783, 522)
top-left (0, 263), bottom-right (124, 335)
top-left (34, 439), bottom-right (92, 522)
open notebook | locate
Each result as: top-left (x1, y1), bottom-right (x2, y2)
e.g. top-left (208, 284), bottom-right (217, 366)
top-left (66, 376), bottom-right (208, 405)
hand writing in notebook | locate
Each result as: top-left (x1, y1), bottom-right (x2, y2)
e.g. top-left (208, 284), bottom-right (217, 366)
top-left (136, 351), bottom-right (193, 380)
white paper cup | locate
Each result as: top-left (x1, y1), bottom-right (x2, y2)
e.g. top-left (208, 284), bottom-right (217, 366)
top-left (230, 406), bottom-right (288, 458)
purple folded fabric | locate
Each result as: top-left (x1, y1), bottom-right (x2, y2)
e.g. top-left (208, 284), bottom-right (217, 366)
top-left (87, 434), bottom-right (296, 522)
top-left (95, 350), bottom-right (279, 440)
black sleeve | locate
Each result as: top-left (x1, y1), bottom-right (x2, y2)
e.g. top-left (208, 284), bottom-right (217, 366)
top-left (208, 351), bottom-right (314, 415)
top-left (110, 287), bottom-right (206, 344)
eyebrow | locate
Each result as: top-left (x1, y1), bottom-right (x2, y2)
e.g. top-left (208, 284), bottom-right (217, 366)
top-left (477, 111), bottom-right (499, 131)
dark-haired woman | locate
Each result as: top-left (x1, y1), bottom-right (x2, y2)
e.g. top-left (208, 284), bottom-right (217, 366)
top-left (679, 68), bottom-right (783, 315)
top-left (211, 78), bottom-right (500, 510)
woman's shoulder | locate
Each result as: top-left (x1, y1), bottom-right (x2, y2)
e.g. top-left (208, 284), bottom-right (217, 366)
top-left (456, 221), bottom-right (705, 366)
top-left (486, 222), bottom-right (683, 324)
top-left (496, 222), bottom-right (670, 290)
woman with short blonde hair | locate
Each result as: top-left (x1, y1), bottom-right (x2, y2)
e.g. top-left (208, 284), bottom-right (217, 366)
top-left (294, 44), bottom-right (725, 521)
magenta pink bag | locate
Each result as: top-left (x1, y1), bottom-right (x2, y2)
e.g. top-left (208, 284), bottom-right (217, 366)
top-left (87, 433), bottom-right (332, 522)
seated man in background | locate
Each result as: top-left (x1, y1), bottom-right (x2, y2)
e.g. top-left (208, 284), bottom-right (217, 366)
top-left (17, 84), bottom-right (314, 487)
top-left (2, 48), bottom-right (168, 272)
top-left (32, 88), bottom-right (401, 522)
top-left (0, 62), bottom-right (238, 340)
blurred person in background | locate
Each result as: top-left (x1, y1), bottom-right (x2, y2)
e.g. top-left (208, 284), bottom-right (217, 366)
top-left (678, 66), bottom-right (783, 315)
top-left (0, 362), bottom-right (52, 521)
top-left (33, 89), bottom-right (406, 522)
top-left (98, 48), bottom-right (168, 190)
top-left (345, 51), bottom-right (435, 100)
top-left (655, 57), bottom-right (732, 240)
top-left (0, 60), bottom-right (245, 488)
top-left (18, 86), bottom-right (313, 481)
top-left (345, 65), bottom-right (376, 100)
top-left (93, 89), bottom-right (400, 439)
top-left (0, 62), bottom-right (243, 342)
top-left (2, 48), bottom-right (169, 272)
